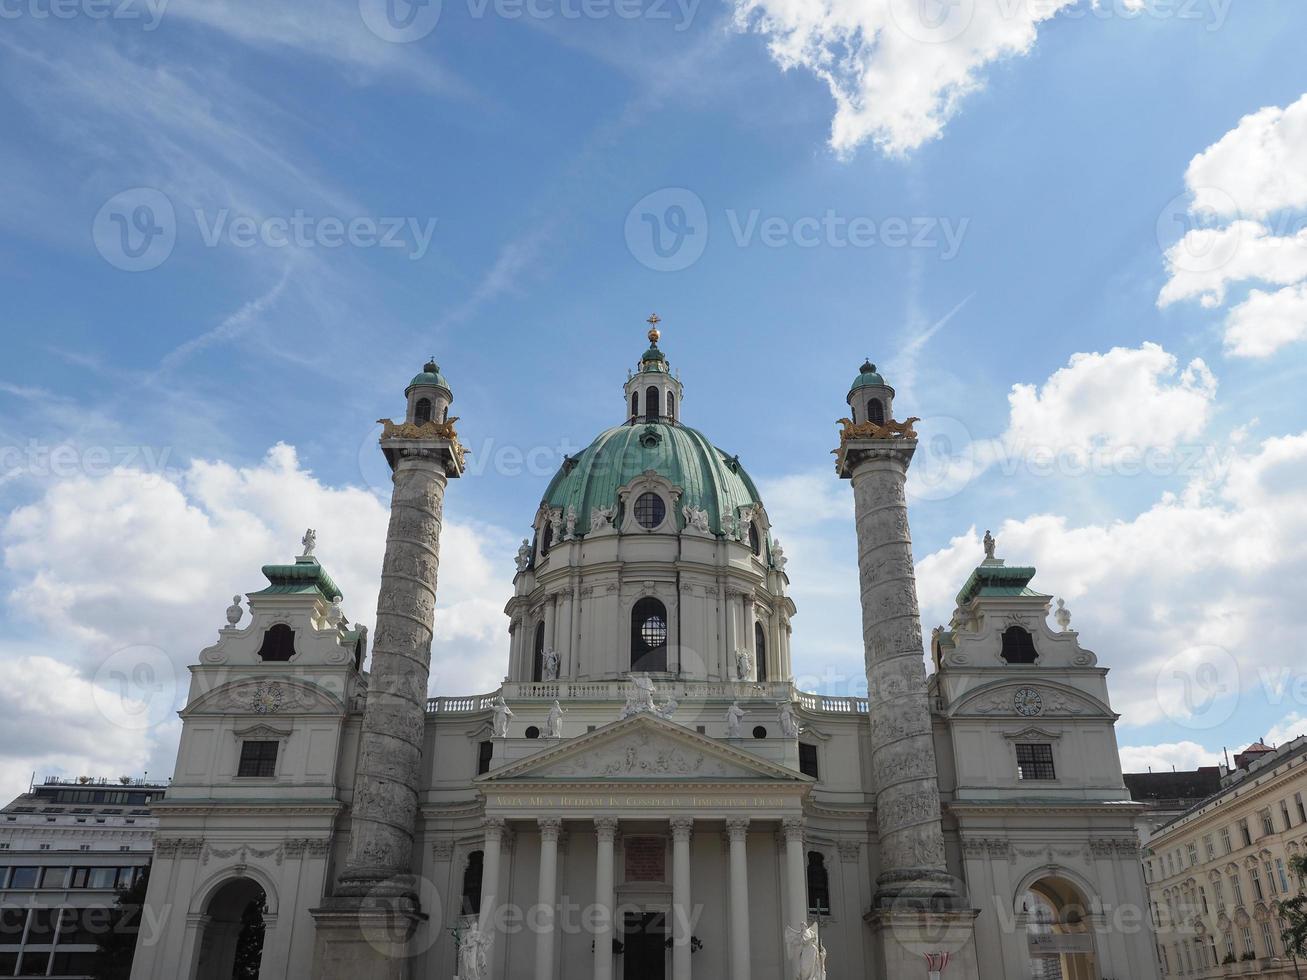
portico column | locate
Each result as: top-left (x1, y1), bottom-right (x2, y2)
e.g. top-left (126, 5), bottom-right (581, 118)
top-left (535, 818), bottom-right (562, 980)
top-left (782, 818), bottom-right (808, 960)
top-left (726, 818), bottom-right (750, 980)
top-left (670, 818), bottom-right (694, 980)
top-left (593, 818), bottom-right (619, 980)
top-left (478, 818), bottom-right (505, 936)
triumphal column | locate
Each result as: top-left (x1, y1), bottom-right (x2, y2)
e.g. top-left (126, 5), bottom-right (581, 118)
top-left (834, 361), bottom-right (981, 977)
top-left (311, 360), bottom-right (465, 979)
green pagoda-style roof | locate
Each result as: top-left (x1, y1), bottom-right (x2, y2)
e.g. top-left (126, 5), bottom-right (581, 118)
top-left (542, 422), bottom-right (762, 537)
top-left (252, 556), bottom-right (342, 601)
top-left (954, 562), bottom-right (1045, 606)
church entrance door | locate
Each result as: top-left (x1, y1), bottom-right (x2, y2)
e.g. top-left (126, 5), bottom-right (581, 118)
top-left (622, 911), bottom-right (666, 980)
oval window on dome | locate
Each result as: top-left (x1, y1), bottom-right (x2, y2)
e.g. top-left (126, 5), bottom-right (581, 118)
top-left (633, 492), bottom-right (666, 529)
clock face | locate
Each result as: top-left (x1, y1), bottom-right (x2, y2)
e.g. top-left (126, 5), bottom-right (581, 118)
top-left (251, 683), bottom-right (283, 714)
top-left (1013, 688), bottom-right (1043, 716)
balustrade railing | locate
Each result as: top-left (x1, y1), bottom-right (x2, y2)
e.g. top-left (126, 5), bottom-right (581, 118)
top-left (425, 681), bottom-right (868, 715)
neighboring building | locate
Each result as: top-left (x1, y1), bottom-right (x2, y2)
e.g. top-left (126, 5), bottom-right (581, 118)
top-left (1143, 736), bottom-right (1307, 978)
top-left (1127, 767), bottom-right (1227, 836)
top-left (0, 777), bottom-right (167, 978)
top-left (129, 326), bottom-right (1159, 980)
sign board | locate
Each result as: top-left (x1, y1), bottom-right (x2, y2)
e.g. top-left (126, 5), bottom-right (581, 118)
top-left (624, 836), bottom-right (666, 883)
top-left (1028, 932), bottom-right (1094, 955)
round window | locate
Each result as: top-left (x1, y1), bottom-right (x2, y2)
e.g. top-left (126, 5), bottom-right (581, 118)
top-left (640, 612), bottom-right (668, 649)
top-left (752, 726), bottom-right (768, 739)
top-left (633, 492), bottom-right (666, 529)
top-left (525, 726), bottom-right (540, 740)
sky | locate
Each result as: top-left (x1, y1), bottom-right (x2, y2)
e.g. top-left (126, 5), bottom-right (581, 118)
top-left (1, 0), bottom-right (1307, 797)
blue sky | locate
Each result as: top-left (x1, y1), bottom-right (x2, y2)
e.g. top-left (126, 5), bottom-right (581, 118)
top-left (2, 0), bottom-right (1307, 794)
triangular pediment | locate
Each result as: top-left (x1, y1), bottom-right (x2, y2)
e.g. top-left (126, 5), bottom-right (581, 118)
top-left (479, 713), bottom-right (808, 783)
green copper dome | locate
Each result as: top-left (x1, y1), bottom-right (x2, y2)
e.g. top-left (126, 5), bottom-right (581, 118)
top-left (849, 360), bottom-right (887, 391)
top-left (407, 359), bottom-right (451, 394)
top-left (542, 422), bottom-right (762, 536)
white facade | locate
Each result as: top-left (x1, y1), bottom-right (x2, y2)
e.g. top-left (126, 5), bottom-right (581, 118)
top-left (131, 335), bottom-right (1159, 980)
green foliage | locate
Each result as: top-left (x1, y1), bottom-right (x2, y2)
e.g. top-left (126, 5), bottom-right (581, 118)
top-left (231, 893), bottom-right (268, 980)
top-left (90, 866), bottom-right (150, 980)
top-left (1277, 853), bottom-right (1307, 959)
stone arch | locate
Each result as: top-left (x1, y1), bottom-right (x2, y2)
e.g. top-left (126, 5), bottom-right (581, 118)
top-left (1016, 872), bottom-right (1100, 980)
top-left (189, 873), bottom-right (274, 980)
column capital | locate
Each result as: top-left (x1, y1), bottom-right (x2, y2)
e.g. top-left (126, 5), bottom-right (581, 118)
top-left (538, 818), bottom-right (563, 842)
top-left (483, 817), bottom-right (506, 841)
top-left (781, 817), bottom-right (805, 844)
top-left (725, 817), bottom-right (750, 842)
top-left (669, 817), bottom-right (694, 842)
top-left (594, 817), bottom-right (620, 842)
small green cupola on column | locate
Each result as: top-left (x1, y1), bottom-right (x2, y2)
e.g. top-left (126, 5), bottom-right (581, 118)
top-left (847, 359), bottom-right (895, 426)
top-left (623, 314), bottom-right (684, 425)
top-left (405, 357), bottom-right (453, 425)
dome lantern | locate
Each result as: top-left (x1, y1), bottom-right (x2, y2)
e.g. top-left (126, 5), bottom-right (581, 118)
top-left (623, 313), bottom-right (683, 424)
top-left (405, 357), bottom-right (453, 426)
top-left (847, 358), bottom-right (895, 426)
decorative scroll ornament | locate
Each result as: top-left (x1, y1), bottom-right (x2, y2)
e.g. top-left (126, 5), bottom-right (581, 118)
top-left (377, 417), bottom-right (468, 467)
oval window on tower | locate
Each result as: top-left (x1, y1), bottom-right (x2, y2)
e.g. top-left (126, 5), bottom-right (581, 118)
top-left (633, 492), bottom-right (666, 529)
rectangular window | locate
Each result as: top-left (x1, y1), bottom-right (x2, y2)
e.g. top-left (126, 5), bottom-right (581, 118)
top-left (1231, 875), bottom-right (1244, 906)
top-left (1281, 800), bottom-right (1292, 830)
top-left (1265, 860), bottom-right (1278, 895)
top-left (1220, 827), bottom-right (1232, 853)
top-left (1260, 919), bottom-right (1276, 957)
top-left (1203, 834), bottom-right (1215, 860)
top-left (1015, 743), bottom-right (1056, 780)
top-left (1224, 932), bottom-right (1235, 960)
top-left (1239, 819), bottom-right (1252, 847)
top-left (1187, 843), bottom-right (1198, 867)
top-left (86, 867), bottom-right (118, 890)
top-left (1241, 926), bottom-right (1255, 956)
top-left (1259, 809), bottom-right (1274, 836)
top-left (237, 740), bottom-right (279, 778)
top-left (476, 740), bottom-right (494, 776)
top-left (1250, 867), bottom-right (1264, 901)
top-left (1213, 877), bottom-right (1225, 912)
top-left (39, 867), bottom-right (69, 889)
top-left (799, 743), bottom-right (820, 779)
top-left (1296, 792), bottom-right (1306, 824)
top-left (9, 866), bottom-right (38, 889)
top-left (1278, 858), bottom-right (1291, 893)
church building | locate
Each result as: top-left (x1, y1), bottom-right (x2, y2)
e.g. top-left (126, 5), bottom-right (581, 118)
top-left (128, 320), bottom-right (1159, 980)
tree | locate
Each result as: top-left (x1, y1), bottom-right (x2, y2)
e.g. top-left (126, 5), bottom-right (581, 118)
top-left (1278, 853), bottom-right (1307, 960)
top-left (231, 892), bottom-right (267, 979)
top-left (91, 866), bottom-right (150, 980)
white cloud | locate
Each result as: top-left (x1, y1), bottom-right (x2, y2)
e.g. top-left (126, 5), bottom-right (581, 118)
top-left (0, 445), bottom-right (514, 797)
top-left (914, 430), bottom-right (1307, 730)
top-left (1158, 92), bottom-right (1307, 357)
top-left (731, 0), bottom-right (1077, 156)
top-left (1001, 343), bottom-right (1216, 456)
top-left (1185, 94), bottom-right (1307, 220)
top-left (1118, 741), bottom-right (1224, 774)
top-left (1224, 282), bottom-right (1307, 358)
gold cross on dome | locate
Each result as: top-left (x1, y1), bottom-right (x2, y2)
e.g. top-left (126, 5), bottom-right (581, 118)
top-left (646, 313), bottom-right (661, 343)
